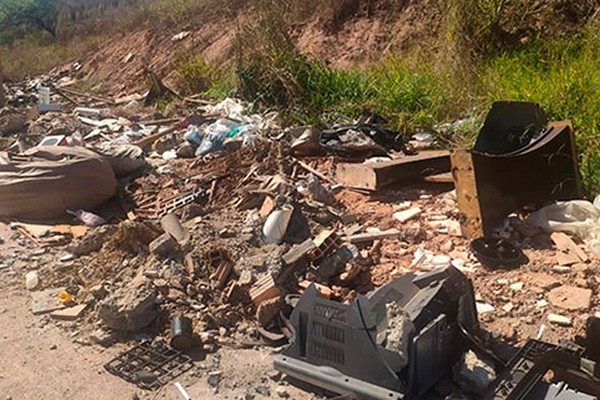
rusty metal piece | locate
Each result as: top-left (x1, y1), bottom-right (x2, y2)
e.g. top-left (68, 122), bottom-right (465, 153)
top-left (451, 121), bottom-right (581, 238)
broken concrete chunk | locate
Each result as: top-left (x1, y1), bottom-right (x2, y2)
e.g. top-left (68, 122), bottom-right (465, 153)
top-left (90, 329), bottom-right (114, 347)
top-left (98, 285), bottom-right (158, 332)
top-left (160, 213), bottom-right (189, 245)
top-left (476, 302), bottom-right (495, 314)
top-left (282, 239), bottom-right (316, 267)
top-left (548, 286), bottom-right (592, 311)
top-left (249, 274), bottom-right (281, 306)
top-left (382, 302), bottom-right (414, 368)
top-left (548, 313), bottom-right (572, 326)
top-left (25, 271), bottom-right (39, 291)
top-left (149, 232), bottom-right (178, 258)
top-left (551, 232), bottom-right (588, 265)
top-left (393, 207), bottom-right (422, 223)
top-left (50, 304), bottom-right (87, 321)
top-left (453, 350), bottom-right (496, 394)
top-left (31, 287), bottom-right (66, 315)
top-left (526, 273), bottom-right (561, 290)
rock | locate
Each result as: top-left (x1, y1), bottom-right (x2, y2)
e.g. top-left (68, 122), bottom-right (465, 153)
top-left (149, 233), bottom-right (178, 258)
top-left (318, 245), bottom-right (358, 280)
top-left (256, 296), bottom-right (284, 328)
top-left (502, 303), bottom-right (514, 313)
top-left (50, 304), bottom-right (87, 321)
top-left (50, 344), bottom-right (57, 350)
top-left (275, 385), bottom-right (289, 398)
top-left (548, 286), bottom-right (592, 311)
top-left (90, 329), bottom-right (114, 347)
top-left (548, 313), bottom-right (572, 326)
top-left (25, 271), bottom-right (39, 290)
top-left (207, 371), bottom-right (222, 388)
top-left (177, 144), bottom-right (195, 158)
top-left (453, 350), bottom-right (496, 394)
top-left (89, 284), bottom-right (108, 300)
top-left (98, 280), bottom-right (158, 332)
top-left (509, 282), bottom-right (524, 291)
top-left (476, 302), bottom-right (495, 314)
top-left (551, 265), bottom-right (571, 274)
top-left (255, 386), bottom-right (270, 396)
top-left (60, 253), bottom-right (76, 262)
top-left (526, 273), bottom-right (561, 290)
top-left (536, 299), bottom-right (548, 308)
top-left (245, 393), bottom-right (256, 400)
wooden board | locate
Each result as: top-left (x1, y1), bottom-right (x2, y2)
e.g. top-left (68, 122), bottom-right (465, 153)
top-left (336, 150), bottom-right (451, 191)
top-left (344, 228), bottom-right (401, 244)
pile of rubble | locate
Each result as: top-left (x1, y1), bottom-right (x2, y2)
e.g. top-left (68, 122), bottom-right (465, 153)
top-left (2, 67), bottom-right (600, 399)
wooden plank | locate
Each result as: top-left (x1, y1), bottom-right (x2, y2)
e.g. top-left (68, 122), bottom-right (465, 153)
top-left (336, 150), bottom-right (451, 190)
top-left (450, 149), bottom-right (484, 238)
top-left (296, 160), bottom-right (335, 184)
top-left (344, 228), bottom-right (401, 244)
top-left (424, 172), bottom-right (453, 183)
top-left (57, 87), bottom-right (115, 105)
top-left (392, 207), bottom-right (422, 223)
top-left (134, 124), bottom-right (179, 148)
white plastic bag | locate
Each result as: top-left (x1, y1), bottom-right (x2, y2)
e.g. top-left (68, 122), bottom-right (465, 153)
top-left (528, 197), bottom-right (600, 256)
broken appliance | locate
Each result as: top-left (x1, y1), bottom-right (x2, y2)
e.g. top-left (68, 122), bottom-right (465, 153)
top-left (275, 266), bottom-right (600, 399)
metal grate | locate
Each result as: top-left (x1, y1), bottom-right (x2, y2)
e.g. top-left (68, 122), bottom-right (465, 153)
top-left (104, 341), bottom-right (194, 390)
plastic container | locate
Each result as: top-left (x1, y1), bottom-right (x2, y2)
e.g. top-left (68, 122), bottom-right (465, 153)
top-left (195, 119), bottom-right (240, 156)
top-left (262, 205), bottom-right (294, 244)
top-left (38, 87), bottom-right (50, 105)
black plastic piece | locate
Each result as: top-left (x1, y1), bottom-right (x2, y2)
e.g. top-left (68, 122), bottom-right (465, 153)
top-left (104, 340), bottom-right (193, 390)
top-left (470, 237), bottom-right (526, 269)
top-left (474, 101), bottom-right (548, 155)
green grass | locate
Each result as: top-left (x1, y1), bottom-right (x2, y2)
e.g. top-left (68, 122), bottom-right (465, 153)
top-left (478, 22), bottom-right (600, 195)
top-left (173, 15), bottom-right (600, 196)
top-left (2, 0), bottom-right (600, 196)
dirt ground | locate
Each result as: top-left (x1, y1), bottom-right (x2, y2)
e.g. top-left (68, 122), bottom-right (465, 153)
top-left (0, 222), bottom-right (316, 400)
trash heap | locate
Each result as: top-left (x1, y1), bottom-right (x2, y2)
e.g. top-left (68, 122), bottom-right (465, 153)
top-left (2, 69), bottom-right (600, 398)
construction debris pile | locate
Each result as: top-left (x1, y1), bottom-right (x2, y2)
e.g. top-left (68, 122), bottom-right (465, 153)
top-left (2, 67), bottom-right (600, 399)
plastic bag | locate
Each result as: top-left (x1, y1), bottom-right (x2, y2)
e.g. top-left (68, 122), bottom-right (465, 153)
top-left (184, 125), bottom-right (203, 146)
top-left (196, 119), bottom-right (241, 156)
top-left (528, 198), bottom-right (600, 257)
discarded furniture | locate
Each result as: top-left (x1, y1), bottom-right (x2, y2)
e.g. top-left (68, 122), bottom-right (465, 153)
top-left (452, 102), bottom-right (581, 238)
